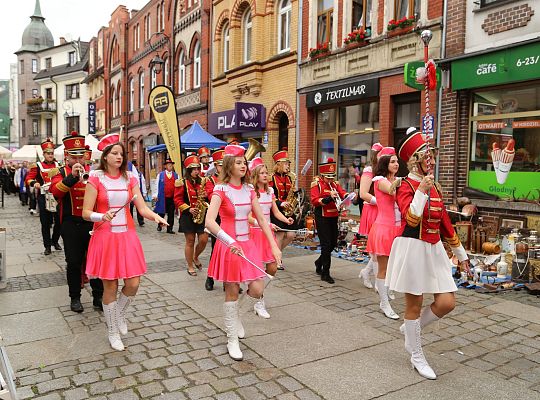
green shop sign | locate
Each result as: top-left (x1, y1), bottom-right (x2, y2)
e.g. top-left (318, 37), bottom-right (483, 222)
top-left (403, 61), bottom-right (442, 91)
top-left (451, 42), bottom-right (540, 90)
top-left (468, 171), bottom-right (539, 200)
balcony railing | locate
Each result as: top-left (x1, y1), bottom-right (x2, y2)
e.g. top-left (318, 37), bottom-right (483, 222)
top-left (27, 101), bottom-right (57, 114)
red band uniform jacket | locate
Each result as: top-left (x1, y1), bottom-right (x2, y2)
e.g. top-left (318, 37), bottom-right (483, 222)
top-left (50, 165), bottom-right (89, 222)
top-left (310, 177), bottom-right (347, 218)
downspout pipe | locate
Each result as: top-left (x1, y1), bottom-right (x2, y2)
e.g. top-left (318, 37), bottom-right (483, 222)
top-left (294, 0), bottom-right (303, 178)
top-left (50, 75), bottom-right (59, 144)
top-left (435, 0), bottom-right (448, 181)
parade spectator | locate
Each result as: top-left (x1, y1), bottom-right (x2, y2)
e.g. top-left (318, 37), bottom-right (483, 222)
top-left (153, 158), bottom-right (177, 233)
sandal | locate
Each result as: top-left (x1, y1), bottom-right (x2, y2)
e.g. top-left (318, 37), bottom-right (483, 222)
top-left (187, 269), bottom-right (197, 276)
top-left (194, 260), bottom-right (203, 270)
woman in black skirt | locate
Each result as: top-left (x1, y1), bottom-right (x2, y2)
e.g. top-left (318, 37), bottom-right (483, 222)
top-left (174, 155), bottom-right (209, 276)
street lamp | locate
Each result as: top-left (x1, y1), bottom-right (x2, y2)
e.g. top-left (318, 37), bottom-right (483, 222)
top-left (149, 54), bottom-right (165, 75)
top-left (147, 31), bottom-right (172, 84)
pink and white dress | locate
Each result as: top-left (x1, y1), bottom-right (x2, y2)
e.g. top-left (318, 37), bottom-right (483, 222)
top-left (358, 166), bottom-right (378, 236)
top-left (85, 171), bottom-right (147, 280)
top-left (251, 188), bottom-right (278, 264)
top-left (207, 183), bottom-right (266, 283)
top-left (366, 177), bottom-right (401, 256)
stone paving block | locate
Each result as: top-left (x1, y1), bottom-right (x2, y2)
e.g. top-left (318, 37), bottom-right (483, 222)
top-left (184, 384), bottom-right (217, 399)
top-left (99, 367), bottom-right (121, 380)
top-left (16, 386), bottom-right (36, 400)
top-left (162, 376), bottom-right (189, 391)
top-left (88, 381), bottom-right (115, 396)
top-left (63, 388), bottom-right (89, 400)
top-left (137, 382), bottom-right (164, 398)
top-left (256, 380), bottom-right (285, 397)
top-left (112, 376), bottom-right (138, 390)
top-left (211, 378), bottom-right (238, 393)
top-left (34, 394), bottom-right (61, 400)
top-left (72, 371), bottom-right (100, 386)
top-left (236, 386), bottom-right (266, 400)
top-left (137, 370), bottom-right (163, 384)
top-left (119, 363), bottom-right (143, 375)
top-left (19, 372), bottom-right (52, 386)
top-left (215, 392), bottom-right (242, 400)
top-left (106, 390), bottom-right (140, 400)
top-left (35, 377), bottom-right (71, 394)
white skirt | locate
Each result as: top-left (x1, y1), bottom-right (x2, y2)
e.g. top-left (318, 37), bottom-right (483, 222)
top-left (385, 237), bottom-right (457, 296)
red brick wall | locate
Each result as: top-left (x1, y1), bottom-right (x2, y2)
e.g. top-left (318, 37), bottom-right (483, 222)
top-left (445, 0), bottom-right (467, 57)
top-left (297, 94), bottom-right (316, 190)
top-left (428, 0), bottom-right (444, 20)
top-left (481, 3), bottom-right (535, 35)
top-left (377, 0), bottom-right (385, 35)
top-left (302, 0), bottom-right (310, 59)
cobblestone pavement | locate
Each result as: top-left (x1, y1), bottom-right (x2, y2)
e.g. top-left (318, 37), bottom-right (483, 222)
top-left (1, 194), bottom-right (540, 400)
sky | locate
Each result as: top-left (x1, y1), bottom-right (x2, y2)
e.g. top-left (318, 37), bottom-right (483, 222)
top-left (1, 0), bottom-right (150, 78)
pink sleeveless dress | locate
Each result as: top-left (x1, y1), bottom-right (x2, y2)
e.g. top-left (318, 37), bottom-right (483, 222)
top-left (85, 171), bottom-right (147, 280)
top-left (207, 183), bottom-right (266, 283)
top-left (251, 188), bottom-right (277, 264)
top-left (358, 166), bottom-right (378, 236)
top-left (366, 177), bottom-right (401, 256)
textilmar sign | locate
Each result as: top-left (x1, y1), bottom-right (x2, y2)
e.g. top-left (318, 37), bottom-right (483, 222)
top-left (306, 78), bottom-right (379, 108)
top-left (149, 85), bottom-right (183, 179)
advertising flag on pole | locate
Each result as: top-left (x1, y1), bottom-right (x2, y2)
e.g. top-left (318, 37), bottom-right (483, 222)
top-left (149, 85), bottom-right (183, 179)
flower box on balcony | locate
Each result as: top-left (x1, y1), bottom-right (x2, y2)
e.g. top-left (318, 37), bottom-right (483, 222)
top-left (344, 40), bottom-right (369, 51)
top-left (343, 29), bottom-right (370, 51)
top-left (387, 24), bottom-right (415, 38)
top-left (309, 42), bottom-right (331, 60)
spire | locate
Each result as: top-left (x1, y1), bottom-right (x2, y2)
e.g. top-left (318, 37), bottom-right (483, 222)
top-left (32, 0), bottom-right (44, 19)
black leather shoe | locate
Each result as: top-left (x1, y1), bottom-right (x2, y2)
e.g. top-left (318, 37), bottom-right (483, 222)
top-left (53, 243), bottom-right (62, 251)
top-left (205, 277), bottom-right (214, 291)
top-left (70, 298), bottom-right (84, 313)
top-left (44, 247), bottom-right (52, 255)
top-left (315, 260), bottom-right (322, 275)
top-left (321, 274), bottom-right (335, 284)
top-left (167, 229), bottom-right (175, 234)
top-left (92, 297), bottom-right (103, 311)
top-left (157, 224), bottom-right (162, 232)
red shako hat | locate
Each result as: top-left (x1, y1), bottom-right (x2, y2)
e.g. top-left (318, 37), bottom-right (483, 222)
top-left (97, 133), bottom-right (120, 152)
top-left (398, 128), bottom-right (428, 162)
top-left (377, 146), bottom-right (396, 160)
top-left (212, 149), bottom-right (225, 165)
top-left (41, 138), bottom-right (54, 153)
top-left (248, 157), bottom-right (264, 172)
top-left (63, 131), bottom-right (86, 155)
top-left (224, 144), bottom-right (245, 157)
top-left (272, 148), bottom-right (289, 163)
top-left (319, 158), bottom-right (337, 177)
top-left (83, 145), bottom-right (92, 162)
top-left (184, 155), bottom-right (200, 169)
top-left (197, 146), bottom-right (210, 157)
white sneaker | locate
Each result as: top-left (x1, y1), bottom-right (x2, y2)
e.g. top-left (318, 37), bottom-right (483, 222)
top-left (254, 299), bottom-right (270, 319)
top-left (359, 267), bottom-right (373, 289)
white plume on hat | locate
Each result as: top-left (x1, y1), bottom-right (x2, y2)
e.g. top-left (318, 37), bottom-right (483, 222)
top-left (406, 127), bottom-right (417, 135)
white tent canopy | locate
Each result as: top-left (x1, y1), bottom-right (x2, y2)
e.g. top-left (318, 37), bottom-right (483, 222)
top-left (54, 134), bottom-right (102, 161)
top-left (0, 145), bottom-right (11, 159)
top-left (11, 145), bottom-right (43, 162)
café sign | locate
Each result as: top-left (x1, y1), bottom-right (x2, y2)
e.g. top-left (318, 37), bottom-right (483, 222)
top-left (306, 78), bottom-right (378, 108)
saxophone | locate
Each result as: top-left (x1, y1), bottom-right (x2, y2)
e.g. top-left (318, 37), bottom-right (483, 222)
top-left (282, 172), bottom-right (298, 218)
top-left (192, 177), bottom-right (209, 225)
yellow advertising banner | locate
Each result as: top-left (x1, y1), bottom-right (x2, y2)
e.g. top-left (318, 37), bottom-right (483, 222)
top-left (148, 85), bottom-right (183, 178)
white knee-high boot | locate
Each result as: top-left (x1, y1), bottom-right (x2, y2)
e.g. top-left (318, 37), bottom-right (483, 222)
top-left (404, 319), bottom-right (436, 380)
top-left (103, 302), bottom-right (125, 351)
top-left (400, 306), bottom-right (440, 342)
top-left (376, 279), bottom-right (399, 320)
top-left (359, 257), bottom-right (374, 289)
top-left (116, 292), bottom-right (132, 336)
top-left (223, 301), bottom-right (243, 361)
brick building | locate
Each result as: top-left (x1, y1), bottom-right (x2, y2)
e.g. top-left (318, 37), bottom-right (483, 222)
top-left (439, 0), bottom-right (540, 230)
top-left (210, 0), bottom-right (299, 168)
top-left (83, 28), bottom-right (107, 138)
top-left (297, 0), bottom-right (444, 218)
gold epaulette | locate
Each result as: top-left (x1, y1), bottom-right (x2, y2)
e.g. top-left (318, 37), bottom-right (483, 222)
top-left (174, 178), bottom-right (184, 187)
top-left (288, 172), bottom-right (297, 181)
top-left (435, 181), bottom-right (442, 195)
top-left (310, 177), bottom-right (320, 188)
top-left (29, 162), bottom-right (37, 169)
top-left (48, 168), bottom-right (60, 179)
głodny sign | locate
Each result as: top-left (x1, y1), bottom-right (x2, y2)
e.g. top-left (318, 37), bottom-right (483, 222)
top-left (306, 78), bottom-right (379, 108)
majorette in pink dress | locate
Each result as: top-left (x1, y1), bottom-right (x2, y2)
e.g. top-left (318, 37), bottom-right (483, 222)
top-left (207, 183), bottom-right (267, 283)
top-left (366, 177), bottom-right (401, 256)
top-left (85, 171), bottom-right (147, 280)
top-left (251, 188), bottom-right (277, 264)
top-left (358, 166), bottom-right (378, 236)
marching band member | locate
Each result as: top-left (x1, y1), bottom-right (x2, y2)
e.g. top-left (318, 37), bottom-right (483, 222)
top-left (358, 143), bottom-right (382, 288)
top-left (50, 132), bottom-right (103, 313)
top-left (248, 157), bottom-right (293, 318)
top-left (153, 158), bottom-right (178, 234)
top-left (26, 138), bottom-right (62, 255)
top-left (365, 147), bottom-right (401, 320)
top-left (310, 158), bottom-right (347, 284)
top-left (205, 145), bottom-right (281, 361)
top-left (204, 148), bottom-right (224, 291)
top-left (269, 148), bottom-right (296, 269)
top-left (197, 146), bottom-right (211, 176)
top-left (174, 155), bottom-right (209, 276)
top-left (386, 129), bottom-right (470, 379)
top-left (83, 134), bottom-right (167, 351)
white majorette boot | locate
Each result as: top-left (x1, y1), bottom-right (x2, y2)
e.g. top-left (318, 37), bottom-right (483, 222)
top-left (359, 258), bottom-right (373, 289)
top-left (400, 306), bottom-right (440, 343)
top-left (404, 319), bottom-right (436, 379)
top-left (376, 279), bottom-right (399, 320)
top-left (103, 302), bottom-right (125, 351)
top-left (116, 291), bottom-right (132, 335)
top-left (254, 296), bottom-right (270, 319)
top-left (223, 301), bottom-right (243, 361)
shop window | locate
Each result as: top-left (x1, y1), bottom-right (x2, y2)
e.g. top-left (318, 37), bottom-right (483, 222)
top-left (278, 113), bottom-right (289, 150)
top-left (317, 0), bottom-right (333, 45)
top-left (338, 102), bottom-right (379, 133)
top-left (469, 84), bottom-right (540, 200)
top-left (352, 0), bottom-right (372, 32)
top-left (278, 0), bottom-right (291, 53)
top-left (243, 9), bottom-right (252, 63)
top-left (317, 138), bottom-right (335, 165)
top-left (395, 0), bottom-right (419, 20)
top-left (316, 108), bottom-right (337, 134)
top-left (223, 22), bottom-right (230, 72)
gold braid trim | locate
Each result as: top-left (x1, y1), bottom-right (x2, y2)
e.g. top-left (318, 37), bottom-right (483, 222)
top-left (57, 182), bottom-right (69, 193)
top-left (310, 176), bottom-right (320, 188)
top-left (174, 178), bottom-right (184, 187)
top-left (444, 233), bottom-right (461, 247)
top-left (47, 168), bottom-right (60, 179)
top-left (406, 209), bottom-right (421, 227)
top-left (179, 204), bottom-right (190, 212)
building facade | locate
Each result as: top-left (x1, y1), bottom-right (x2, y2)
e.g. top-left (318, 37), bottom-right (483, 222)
top-left (15, 0), bottom-right (55, 146)
top-left (440, 0), bottom-right (540, 229)
top-left (296, 0), bottom-right (444, 216)
top-left (9, 64), bottom-right (19, 149)
top-left (83, 29), bottom-right (107, 138)
top-left (210, 0), bottom-right (299, 168)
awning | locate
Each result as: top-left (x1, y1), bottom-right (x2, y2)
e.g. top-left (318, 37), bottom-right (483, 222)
top-left (147, 121), bottom-right (226, 153)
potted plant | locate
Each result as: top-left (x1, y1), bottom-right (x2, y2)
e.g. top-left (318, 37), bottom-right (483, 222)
top-left (343, 28), bottom-right (369, 50)
top-left (26, 97), bottom-right (44, 106)
top-left (309, 42), bottom-right (331, 60)
top-left (387, 15), bottom-right (416, 37)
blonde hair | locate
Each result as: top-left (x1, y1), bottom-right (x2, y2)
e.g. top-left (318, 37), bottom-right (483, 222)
top-left (251, 164), bottom-right (269, 198)
top-left (273, 161), bottom-right (288, 173)
top-left (219, 155), bottom-right (249, 184)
